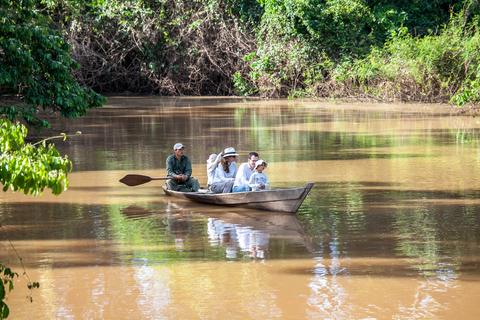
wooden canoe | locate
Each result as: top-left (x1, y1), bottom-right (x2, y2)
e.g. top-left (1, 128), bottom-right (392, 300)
top-left (162, 183), bottom-right (314, 213)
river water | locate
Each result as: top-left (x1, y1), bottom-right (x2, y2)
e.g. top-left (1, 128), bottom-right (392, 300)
top-left (1, 97), bottom-right (480, 319)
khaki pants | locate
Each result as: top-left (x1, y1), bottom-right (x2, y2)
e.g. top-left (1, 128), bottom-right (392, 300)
top-left (166, 177), bottom-right (200, 192)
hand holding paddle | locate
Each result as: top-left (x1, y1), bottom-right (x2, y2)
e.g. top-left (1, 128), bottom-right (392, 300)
top-left (119, 174), bottom-right (170, 186)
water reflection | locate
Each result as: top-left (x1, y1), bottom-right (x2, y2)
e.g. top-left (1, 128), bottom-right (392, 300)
top-left (2, 98), bottom-right (480, 319)
top-left (134, 264), bottom-right (171, 319)
top-left (33, 97), bottom-right (480, 173)
top-left (307, 241), bottom-right (350, 319)
top-left (208, 218), bottom-right (269, 259)
top-left (116, 203), bottom-right (306, 262)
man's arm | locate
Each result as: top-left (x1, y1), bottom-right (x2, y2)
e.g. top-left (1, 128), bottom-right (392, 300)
top-left (166, 155), bottom-right (177, 178)
top-left (233, 163), bottom-right (242, 185)
top-left (184, 157), bottom-right (192, 178)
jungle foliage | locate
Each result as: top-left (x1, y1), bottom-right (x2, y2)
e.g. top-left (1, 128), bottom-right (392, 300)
top-left (1, 0), bottom-right (103, 199)
top-left (332, 1), bottom-right (480, 105)
top-left (0, 0), bottom-right (104, 127)
top-left (0, 119), bottom-right (73, 195)
top-left (0, 263), bottom-right (39, 320)
top-left (19, 0), bottom-right (478, 105)
top-left (36, 0), bottom-right (257, 95)
top-left (1, 2), bottom-right (103, 314)
top-left (0, 264), bottom-right (16, 320)
top-left (245, 0), bottom-right (478, 100)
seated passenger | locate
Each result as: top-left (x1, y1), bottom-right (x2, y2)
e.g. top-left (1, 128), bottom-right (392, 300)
top-left (232, 151), bottom-right (259, 193)
top-left (248, 160), bottom-right (269, 191)
top-left (210, 147), bottom-right (238, 193)
top-left (206, 151), bottom-right (223, 189)
top-left (165, 143), bottom-right (200, 192)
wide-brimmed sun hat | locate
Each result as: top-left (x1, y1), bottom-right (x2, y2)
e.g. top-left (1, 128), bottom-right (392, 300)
top-left (223, 147), bottom-right (239, 158)
top-left (254, 159), bottom-right (267, 169)
top-left (173, 142), bottom-right (184, 150)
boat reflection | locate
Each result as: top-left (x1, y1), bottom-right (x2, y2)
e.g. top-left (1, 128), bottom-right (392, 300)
top-left (119, 201), bottom-right (311, 261)
top-left (208, 218), bottom-right (269, 259)
top-left (118, 202), bottom-right (466, 319)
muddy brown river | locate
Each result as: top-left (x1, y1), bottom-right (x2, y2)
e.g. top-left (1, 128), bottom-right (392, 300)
top-left (1, 97), bottom-right (480, 319)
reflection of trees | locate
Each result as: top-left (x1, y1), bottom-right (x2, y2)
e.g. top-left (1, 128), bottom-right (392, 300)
top-left (452, 127), bottom-right (480, 146)
top-left (298, 185), bottom-right (366, 318)
top-left (394, 206), bottom-right (442, 275)
top-left (392, 204), bottom-right (480, 277)
top-left (107, 204), bottom-right (218, 263)
top-left (391, 205), bottom-right (463, 317)
top-left (397, 277), bottom-right (455, 319)
top-left (391, 202), bottom-right (480, 318)
top-left (133, 264), bottom-right (171, 319)
top-left (43, 98), bottom-right (480, 171)
top-left (301, 183), bottom-right (480, 276)
top-left (107, 204), bottom-right (308, 263)
top-left (298, 184), bottom-right (367, 254)
top-left (306, 236), bottom-right (351, 319)
top-left (298, 183), bottom-right (480, 318)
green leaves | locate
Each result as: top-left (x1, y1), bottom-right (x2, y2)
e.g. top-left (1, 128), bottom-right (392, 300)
top-left (0, 0), bottom-right (105, 126)
top-left (0, 119), bottom-right (72, 195)
top-left (0, 264), bottom-right (18, 320)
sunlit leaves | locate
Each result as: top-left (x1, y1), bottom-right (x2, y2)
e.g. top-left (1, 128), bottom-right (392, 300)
top-left (0, 119), bottom-right (71, 195)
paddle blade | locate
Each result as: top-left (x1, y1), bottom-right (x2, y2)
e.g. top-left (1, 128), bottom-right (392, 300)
top-left (119, 174), bottom-right (153, 186)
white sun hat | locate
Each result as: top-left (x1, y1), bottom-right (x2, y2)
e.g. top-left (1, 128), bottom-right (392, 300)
top-left (222, 147), bottom-right (239, 158)
top-left (254, 159), bottom-right (267, 169)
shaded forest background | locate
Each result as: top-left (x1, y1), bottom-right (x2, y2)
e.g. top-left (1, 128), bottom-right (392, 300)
top-left (3, 0), bottom-right (480, 105)
top-left (1, 1), bottom-right (480, 316)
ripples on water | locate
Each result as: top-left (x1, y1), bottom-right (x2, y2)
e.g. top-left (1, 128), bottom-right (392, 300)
top-left (2, 98), bottom-right (480, 319)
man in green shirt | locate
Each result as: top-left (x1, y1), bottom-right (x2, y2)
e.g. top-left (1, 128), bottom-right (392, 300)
top-left (165, 143), bottom-right (200, 192)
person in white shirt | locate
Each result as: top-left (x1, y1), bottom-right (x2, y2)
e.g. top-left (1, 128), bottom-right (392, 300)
top-left (210, 147), bottom-right (238, 193)
top-left (206, 151), bottom-right (223, 188)
top-left (232, 151), bottom-right (259, 193)
top-left (248, 159), bottom-right (269, 191)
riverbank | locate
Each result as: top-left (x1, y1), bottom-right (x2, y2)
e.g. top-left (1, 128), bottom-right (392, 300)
top-left (19, 1), bottom-right (475, 107)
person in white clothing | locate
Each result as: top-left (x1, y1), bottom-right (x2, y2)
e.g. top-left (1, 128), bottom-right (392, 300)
top-left (232, 151), bottom-right (259, 193)
top-left (248, 159), bottom-right (269, 191)
top-left (210, 147), bottom-right (238, 193)
top-left (206, 151), bottom-right (223, 188)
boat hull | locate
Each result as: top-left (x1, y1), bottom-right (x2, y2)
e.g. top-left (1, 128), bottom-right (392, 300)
top-left (162, 183), bottom-right (314, 213)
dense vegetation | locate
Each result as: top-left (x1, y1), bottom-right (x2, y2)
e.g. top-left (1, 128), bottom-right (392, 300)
top-left (0, 0), bottom-right (104, 126)
top-left (1, 1), bottom-right (103, 316)
top-left (1, 0), bottom-right (104, 194)
top-left (0, 1), bottom-right (478, 317)
top-left (7, 0), bottom-right (475, 105)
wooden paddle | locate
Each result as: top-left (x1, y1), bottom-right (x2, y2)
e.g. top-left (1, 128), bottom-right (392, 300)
top-left (119, 174), bottom-right (170, 186)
